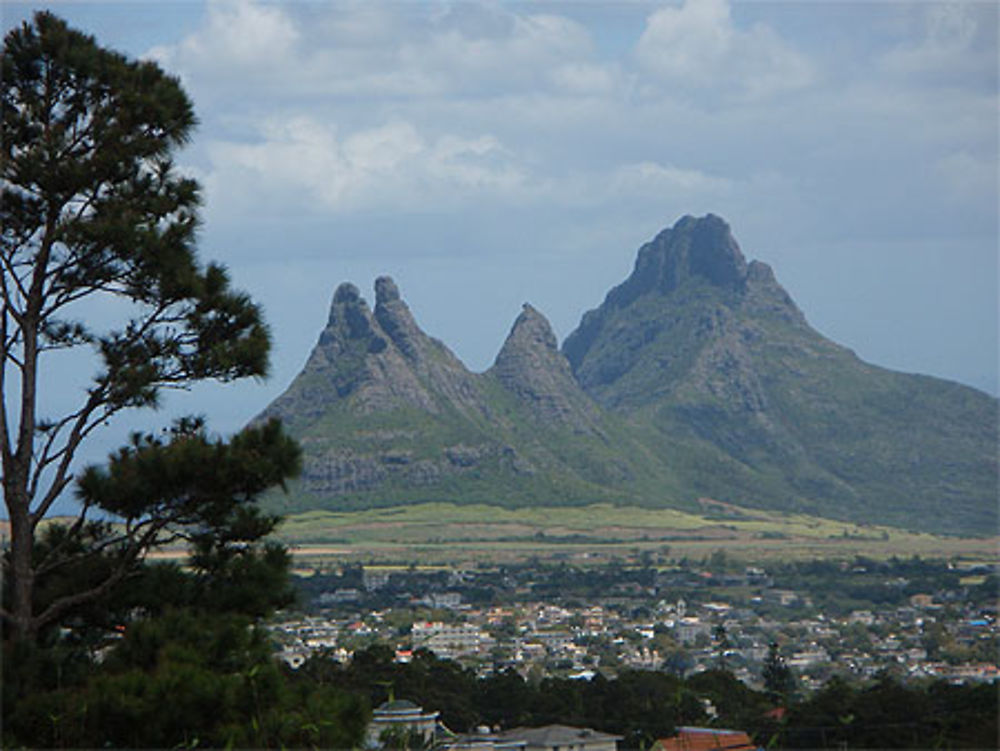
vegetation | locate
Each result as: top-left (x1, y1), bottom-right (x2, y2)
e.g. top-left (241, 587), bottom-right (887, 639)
top-left (0, 13), bottom-right (367, 749)
top-left (781, 674), bottom-right (997, 748)
top-left (1, 10), bottom-right (278, 642)
top-left (269, 503), bottom-right (996, 568)
top-left (301, 645), bottom-right (998, 749)
top-left (762, 642), bottom-right (795, 702)
top-left (4, 588), bottom-right (368, 747)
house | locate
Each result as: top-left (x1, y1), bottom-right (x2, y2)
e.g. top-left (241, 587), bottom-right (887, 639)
top-left (442, 726), bottom-right (527, 751)
top-left (412, 621), bottom-right (493, 659)
top-left (653, 727), bottom-right (757, 751)
top-left (674, 618), bottom-right (712, 645)
top-left (762, 590), bottom-right (799, 607)
top-left (497, 724), bottom-right (621, 751)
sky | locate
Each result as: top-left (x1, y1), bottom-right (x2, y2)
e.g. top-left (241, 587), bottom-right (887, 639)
top-left (3, 0), bottom-right (998, 511)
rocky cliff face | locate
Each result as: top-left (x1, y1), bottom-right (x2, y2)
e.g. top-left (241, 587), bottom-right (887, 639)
top-left (563, 214), bottom-right (805, 404)
top-left (372, 276), bottom-right (484, 413)
top-left (258, 277), bottom-right (667, 512)
top-left (489, 304), bottom-right (604, 435)
top-left (258, 216), bottom-right (998, 534)
top-left (261, 280), bottom-right (434, 420)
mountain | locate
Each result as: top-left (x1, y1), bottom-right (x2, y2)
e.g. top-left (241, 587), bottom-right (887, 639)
top-left (258, 216), bottom-right (997, 535)
top-left (563, 215), bottom-right (997, 534)
top-left (259, 276), bottom-right (681, 514)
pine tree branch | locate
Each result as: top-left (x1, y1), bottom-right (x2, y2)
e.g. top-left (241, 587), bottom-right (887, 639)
top-left (0, 320), bottom-right (11, 479)
top-left (28, 297), bottom-right (174, 515)
top-left (31, 560), bottom-right (139, 633)
top-left (31, 514), bottom-right (187, 632)
top-left (29, 387), bottom-right (108, 524)
top-left (32, 504), bottom-right (94, 577)
top-left (0, 246), bottom-right (31, 308)
top-left (29, 399), bottom-right (100, 489)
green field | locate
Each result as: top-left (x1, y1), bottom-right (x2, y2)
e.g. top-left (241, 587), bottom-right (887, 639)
top-left (273, 502), bottom-right (999, 566)
top-left (22, 502), bottom-right (992, 568)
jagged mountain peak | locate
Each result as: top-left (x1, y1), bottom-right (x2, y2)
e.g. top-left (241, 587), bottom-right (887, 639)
top-left (491, 303), bottom-right (602, 432)
top-left (332, 281), bottom-right (362, 304)
top-left (372, 275), bottom-right (424, 361)
top-left (564, 214), bottom-right (795, 377)
top-left (621, 213), bottom-right (748, 303)
top-left (493, 303), bottom-right (566, 378)
top-left (374, 275), bottom-right (401, 303)
top-left (558, 215), bottom-right (996, 533)
top-left (504, 303), bottom-right (559, 351)
top-left (371, 275), bottom-right (467, 372)
top-left (324, 281), bottom-right (383, 345)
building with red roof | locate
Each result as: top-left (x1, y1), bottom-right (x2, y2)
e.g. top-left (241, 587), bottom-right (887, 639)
top-left (652, 727), bottom-right (757, 751)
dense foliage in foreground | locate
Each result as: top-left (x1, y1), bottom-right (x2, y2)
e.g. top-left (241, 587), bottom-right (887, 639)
top-left (319, 645), bottom-right (997, 749)
top-left (6, 633), bottom-right (996, 748)
top-left (4, 610), bottom-right (367, 748)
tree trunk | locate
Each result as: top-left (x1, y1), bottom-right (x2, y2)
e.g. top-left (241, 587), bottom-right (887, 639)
top-left (6, 499), bottom-right (36, 642)
top-left (3, 237), bottom-right (44, 644)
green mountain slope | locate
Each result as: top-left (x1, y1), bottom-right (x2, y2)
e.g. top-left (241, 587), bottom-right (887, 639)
top-left (259, 278), bottom-right (684, 515)
top-left (563, 215), bottom-right (997, 534)
top-left (257, 215), bottom-right (997, 535)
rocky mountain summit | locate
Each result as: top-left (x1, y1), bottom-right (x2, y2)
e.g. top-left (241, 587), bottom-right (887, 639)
top-left (259, 216), bottom-right (997, 534)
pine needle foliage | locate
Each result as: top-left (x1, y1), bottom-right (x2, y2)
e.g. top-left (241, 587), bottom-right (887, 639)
top-left (1, 11), bottom-right (273, 642)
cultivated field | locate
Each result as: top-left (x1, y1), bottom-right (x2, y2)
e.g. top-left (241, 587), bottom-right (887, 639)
top-left (9, 502), bottom-right (994, 567)
top-left (272, 502), bottom-right (999, 567)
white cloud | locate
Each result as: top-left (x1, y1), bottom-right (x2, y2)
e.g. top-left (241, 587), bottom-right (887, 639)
top-left (200, 109), bottom-right (743, 219)
top-left (880, 3), bottom-right (987, 78)
top-left (377, 10), bottom-right (597, 96)
top-left (158, 1), bottom-right (992, 247)
top-left (547, 62), bottom-right (623, 96)
top-left (611, 161), bottom-right (734, 196)
top-left (204, 117), bottom-right (529, 214)
top-left (148, 0), bottom-right (601, 100)
top-left (148, 0), bottom-right (298, 75)
top-left (634, 0), bottom-right (814, 99)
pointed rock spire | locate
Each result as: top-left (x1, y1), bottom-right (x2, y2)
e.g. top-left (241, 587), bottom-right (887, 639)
top-left (492, 303), bottom-right (602, 432)
top-left (310, 282), bottom-right (387, 377)
top-left (496, 303), bottom-right (561, 359)
top-left (373, 275), bottom-right (428, 362)
top-left (321, 282), bottom-right (386, 351)
top-left (373, 275), bottom-right (481, 410)
top-left (262, 280), bottom-right (440, 419)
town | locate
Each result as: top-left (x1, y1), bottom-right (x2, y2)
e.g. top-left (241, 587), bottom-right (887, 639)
top-left (270, 555), bottom-right (998, 691)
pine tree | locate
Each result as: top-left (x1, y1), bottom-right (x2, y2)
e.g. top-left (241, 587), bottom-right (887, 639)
top-left (713, 623), bottom-right (731, 671)
top-left (762, 641), bottom-right (795, 703)
top-left (1, 12), bottom-right (276, 642)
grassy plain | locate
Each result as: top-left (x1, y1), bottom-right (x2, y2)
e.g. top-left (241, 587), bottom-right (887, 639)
top-left (14, 502), bottom-right (991, 568)
top-left (273, 502), bottom-right (999, 567)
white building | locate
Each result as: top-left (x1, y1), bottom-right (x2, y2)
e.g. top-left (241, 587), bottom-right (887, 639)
top-left (366, 699), bottom-right (439, 748)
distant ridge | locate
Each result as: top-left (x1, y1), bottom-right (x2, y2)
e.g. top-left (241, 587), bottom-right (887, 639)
top-left (258, 215), bottom-right (998, 535)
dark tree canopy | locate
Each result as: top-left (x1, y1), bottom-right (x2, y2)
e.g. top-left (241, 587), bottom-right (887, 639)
top-left (762, 641), bottom-right (796, 702)
top-left (0, 13), bottom-right (366, 748)
top-left (1, 11), bottom-right (276, 642)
